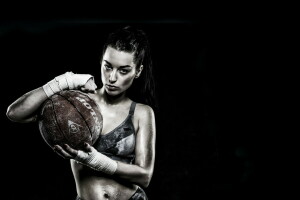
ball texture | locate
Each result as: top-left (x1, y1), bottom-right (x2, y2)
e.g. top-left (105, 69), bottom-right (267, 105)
top-left (38, 90), bottom-right (102, 150)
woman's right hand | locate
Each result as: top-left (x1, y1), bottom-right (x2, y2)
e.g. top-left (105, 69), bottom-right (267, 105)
top-left (80, 76), bottom-right (97, 93)
top-left (43, 72), bottom-right (97, 97)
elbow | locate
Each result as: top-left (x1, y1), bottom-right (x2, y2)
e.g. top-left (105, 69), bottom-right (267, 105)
top-left (141, 178), bottom-right (151, 188)
top-left (139, 170), bottom-right (153, 188)
top-left (6, 106), bottom-right (22, 122)
top-left (6, 106), bottom-right (16, 121)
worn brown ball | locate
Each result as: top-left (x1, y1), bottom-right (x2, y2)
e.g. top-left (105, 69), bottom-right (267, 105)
top-left (38, 90), bottom-right (102, 150)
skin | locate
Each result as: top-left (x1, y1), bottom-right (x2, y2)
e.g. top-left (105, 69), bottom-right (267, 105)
top-left (6, 46), bottom-right (156, 200)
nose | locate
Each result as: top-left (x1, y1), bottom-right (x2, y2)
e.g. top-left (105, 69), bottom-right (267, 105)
top-left (109, 69), bottom-right (117, 83)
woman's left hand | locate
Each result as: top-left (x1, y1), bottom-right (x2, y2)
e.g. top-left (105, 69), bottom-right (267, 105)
top-left (53, 142), bottom-right (93, 160)
top-left (53, 143), bottom-right (117, 174)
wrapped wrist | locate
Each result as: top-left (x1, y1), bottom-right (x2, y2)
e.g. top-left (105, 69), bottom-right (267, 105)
top-left (75, 148), bottom-right (117, 175)
top-left (42, 71), bottom-right (93, 97)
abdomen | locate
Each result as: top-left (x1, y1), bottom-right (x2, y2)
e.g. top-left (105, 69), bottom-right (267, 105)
top-left (71, 160), bottom-right (137, 200)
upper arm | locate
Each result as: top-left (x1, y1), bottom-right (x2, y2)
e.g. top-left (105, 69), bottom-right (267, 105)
top-left (6, 87), bottom-right (47, 123)
top-left (134, 104), bottom-right (156, 173)
top-left (17, 115), bottom-right (38, 123)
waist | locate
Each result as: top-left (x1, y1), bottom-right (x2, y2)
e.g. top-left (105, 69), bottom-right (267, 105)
top-left (71, 160), bottom-right (137, 200)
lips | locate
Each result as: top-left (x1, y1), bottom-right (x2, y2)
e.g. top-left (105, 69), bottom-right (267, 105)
top-left (106, 84), bottom-right (118, 90)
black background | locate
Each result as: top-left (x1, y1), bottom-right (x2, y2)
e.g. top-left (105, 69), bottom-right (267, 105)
top-left (0, 8), bottom-right (265, 200)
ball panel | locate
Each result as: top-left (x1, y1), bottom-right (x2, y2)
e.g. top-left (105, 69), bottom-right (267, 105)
top-left (39, 99), bottom-right (65, 148)
top-left (59, 90), bottom-right (103, 144)
top-left (53, 94), bottom-right (92, 149)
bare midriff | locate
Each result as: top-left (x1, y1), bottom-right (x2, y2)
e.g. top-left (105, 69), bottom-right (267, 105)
top-left (71, 160), bottom-right (138, 200)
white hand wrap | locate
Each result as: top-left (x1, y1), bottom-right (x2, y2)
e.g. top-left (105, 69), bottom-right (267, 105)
top-left (75, 148), bottom-right (117, 175)
top-left (42, 71), bottom-right (93, 97)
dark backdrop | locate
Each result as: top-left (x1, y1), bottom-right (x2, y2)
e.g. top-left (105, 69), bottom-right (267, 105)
top-left (0, 15), bottom-right (259, 199)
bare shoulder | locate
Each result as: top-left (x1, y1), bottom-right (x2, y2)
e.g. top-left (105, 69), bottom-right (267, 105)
top-left (135, 103), bottom-right (155, 120)
top-left (134, 103), bottom-right (155, 131)
top-left (134, 103), bottom-right (156, 135)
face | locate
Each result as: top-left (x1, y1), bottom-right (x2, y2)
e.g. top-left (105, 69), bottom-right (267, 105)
top-left (101, 46), bottom-right (142, 96)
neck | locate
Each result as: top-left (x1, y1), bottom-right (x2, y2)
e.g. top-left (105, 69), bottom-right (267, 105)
top-left (99, 87), bottom-right (128, 105)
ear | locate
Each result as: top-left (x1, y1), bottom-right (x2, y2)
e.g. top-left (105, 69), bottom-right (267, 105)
top-left (135, 65), bottom-right (143, 78)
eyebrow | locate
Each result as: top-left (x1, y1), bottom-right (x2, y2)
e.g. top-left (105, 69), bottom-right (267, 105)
top-left (104, 60), bottom-right (133, 68)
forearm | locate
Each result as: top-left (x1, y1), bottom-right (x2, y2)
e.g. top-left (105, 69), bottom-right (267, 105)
top-left (6, 87), bottom-right (48, 123)
top-left (6, 72), bottom-right (95, 123)
top-left (114, 161), bottom-right (153, 188)
top-left (73, 146), bottom-right (153, 188)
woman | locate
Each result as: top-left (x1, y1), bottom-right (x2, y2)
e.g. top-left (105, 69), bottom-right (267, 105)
top-left (6, 26), bottom-right (156, 200)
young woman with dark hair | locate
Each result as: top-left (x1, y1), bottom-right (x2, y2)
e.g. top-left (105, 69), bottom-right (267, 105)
top-left (7, 26), bottom-right (156, 200)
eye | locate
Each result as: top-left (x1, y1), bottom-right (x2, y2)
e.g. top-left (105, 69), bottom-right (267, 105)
top-left (119, 69), bottom-right (129, 74)
top-left (104, 64), bottom-right (112, 70)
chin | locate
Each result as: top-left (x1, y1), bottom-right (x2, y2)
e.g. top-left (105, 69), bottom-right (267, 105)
top-left (105, 89), bottom-right (121, 96)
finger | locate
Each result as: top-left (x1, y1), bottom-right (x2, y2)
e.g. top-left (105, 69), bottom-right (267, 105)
top-left (80, 85), bottom-right (95, 94)
top-left (91, 81), bottom-right (97, 91)
top-left (83, 142), bottom-right (94, 152)
top-left (54, 145), bottom-right (73, 159)
top-left (85, 79), bottom-right (97, 92)
top-left (53, 149), bottom-right (68, 159)
top-left (80, 86), bottom-right (87, 92)
top-left (63, 144), bottom-right (78, 157)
